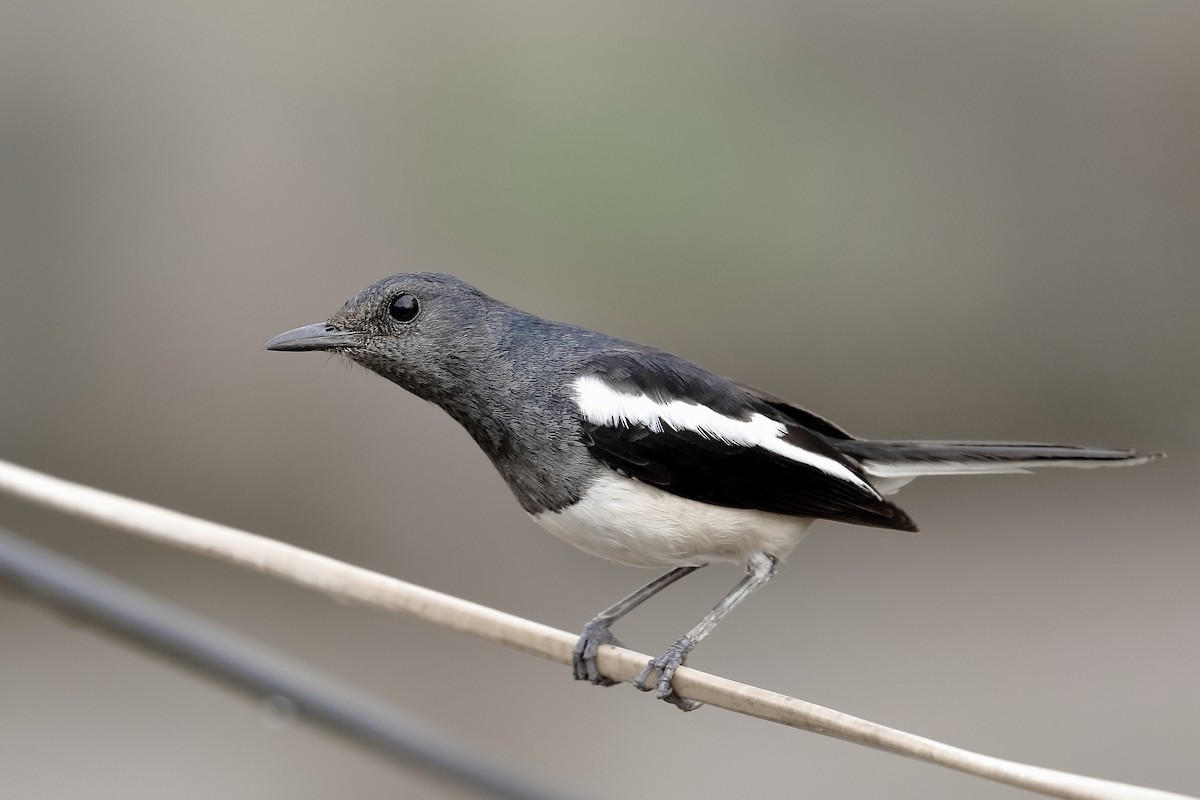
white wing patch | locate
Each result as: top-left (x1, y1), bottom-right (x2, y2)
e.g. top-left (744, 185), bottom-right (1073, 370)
top-left (572, 374), bottom-right (878, 497)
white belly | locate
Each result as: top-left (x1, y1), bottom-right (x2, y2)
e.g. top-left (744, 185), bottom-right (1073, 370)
top-left (531, 469), bottom-right (814, 569)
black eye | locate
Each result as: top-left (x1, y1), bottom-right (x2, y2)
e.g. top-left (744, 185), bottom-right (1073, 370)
top-left (388, 293), bottom-right (420, 323)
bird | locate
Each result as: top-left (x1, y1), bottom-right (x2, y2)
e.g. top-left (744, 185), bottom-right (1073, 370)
top-left (266, 273), bottom-right (1160, 711)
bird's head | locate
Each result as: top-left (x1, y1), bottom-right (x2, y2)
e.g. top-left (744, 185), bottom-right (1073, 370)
top-left (265, 272), bottom-right (502, 403)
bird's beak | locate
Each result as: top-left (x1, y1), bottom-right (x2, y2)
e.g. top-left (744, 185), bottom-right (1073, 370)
top-left (264, 323), bottom-right (362, 352)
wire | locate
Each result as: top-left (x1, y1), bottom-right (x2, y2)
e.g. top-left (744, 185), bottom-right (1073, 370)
top-left (0, 526), bottom-right (569, 800)
top-left (0, 457), bottom-right (1192, 800)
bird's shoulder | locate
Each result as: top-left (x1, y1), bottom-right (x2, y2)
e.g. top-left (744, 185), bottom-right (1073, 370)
top-left (574, 349), bottom-right (851, 438)
top-left (576, 347), bottom-right (756, 415)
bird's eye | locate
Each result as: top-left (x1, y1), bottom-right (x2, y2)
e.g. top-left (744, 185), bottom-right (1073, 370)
top-left (388, 293), bottom-right (420, 323)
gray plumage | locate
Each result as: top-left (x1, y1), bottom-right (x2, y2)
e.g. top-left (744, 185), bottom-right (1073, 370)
top-left (266, 272), bottom-right (1160, 711)
top-left (311, 273), bottom-right (606, 514)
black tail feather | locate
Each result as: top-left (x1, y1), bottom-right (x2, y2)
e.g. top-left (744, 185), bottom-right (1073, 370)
top-left (834, 440), bottom-right (1160, 469)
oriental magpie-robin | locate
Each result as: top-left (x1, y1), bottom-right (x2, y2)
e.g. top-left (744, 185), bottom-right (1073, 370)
top-left (266, 273), bottom-right (1159, 711)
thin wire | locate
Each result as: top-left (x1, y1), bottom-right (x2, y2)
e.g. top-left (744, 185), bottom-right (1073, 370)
top-left (0, 527), bottom-right (570, 800)
top-left (0, 457), bottom-right (1192, 800)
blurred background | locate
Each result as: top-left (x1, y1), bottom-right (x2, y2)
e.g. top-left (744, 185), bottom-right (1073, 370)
top-left (2, 2), bottom-right (1198, 798)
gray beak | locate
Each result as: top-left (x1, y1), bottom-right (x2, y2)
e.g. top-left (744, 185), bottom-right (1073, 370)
top-left (265, 323), bottom-right (362, 352)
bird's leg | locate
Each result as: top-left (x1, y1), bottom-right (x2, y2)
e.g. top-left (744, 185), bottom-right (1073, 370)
top-left (574, 565), bottom-right (703, 686)
top-left (634, 553), bottom-right (778, 711)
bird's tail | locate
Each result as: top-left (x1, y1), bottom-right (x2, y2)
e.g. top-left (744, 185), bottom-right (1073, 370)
top-left (831, 439), bottom-right (1162, 495)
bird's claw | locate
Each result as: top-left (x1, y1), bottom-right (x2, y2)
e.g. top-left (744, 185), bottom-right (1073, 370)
top-left (633, 637), bottom-right (702, 711)
top-left (572, 619), bottom-right (623, 686)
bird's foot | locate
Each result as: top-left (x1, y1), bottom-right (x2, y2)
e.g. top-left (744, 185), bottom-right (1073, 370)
top-left (573, 618), bottom-right (623, 686)
top-left (633, 637), bottom-right (702, 711)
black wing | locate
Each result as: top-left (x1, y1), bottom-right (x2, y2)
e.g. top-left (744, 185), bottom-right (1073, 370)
top-left (730, 380), bottom-right (856, 440)
top-left (577, 351), bottom-right (916, 532)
